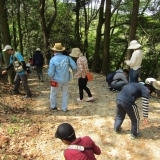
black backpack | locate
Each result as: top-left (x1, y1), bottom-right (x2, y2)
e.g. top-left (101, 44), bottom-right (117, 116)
top-left (106, 71), bottom-right (117, 84)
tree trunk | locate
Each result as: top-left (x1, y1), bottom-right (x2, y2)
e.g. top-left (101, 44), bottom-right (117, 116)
top-left (17, 0), bottom-right (23, 55)
top-left (75, 0), bottom-right (81, 47)
top-left (91, 0), bottom-right (105, 72)
top-left (127, 0), bottom-right (140, 60)
top-left (102, 0), bottom-right (111, 74)
top-left (39, 0), bottom-right (57, 64)
top-left (0, 0), bottom-right (14, 84)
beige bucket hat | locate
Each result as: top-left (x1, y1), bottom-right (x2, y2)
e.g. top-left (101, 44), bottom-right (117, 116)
top-left (70, 48), bottom-right (83, 58)
top-left (152, 81), bottom-right (160, 90)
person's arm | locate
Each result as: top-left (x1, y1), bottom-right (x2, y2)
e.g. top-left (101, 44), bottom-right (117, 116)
top-left (142, 96), bottom-right (149, 124)
top-left (48, 58), bottom-right (56, 78)
top-left (91, 139), bottom-right (101, 155)
top-left (125, 52), bottom-right (137, 67)
top-left (74, 58), bottom-right (83, 78)
top-left (69, 57), bottom-right (77, 70)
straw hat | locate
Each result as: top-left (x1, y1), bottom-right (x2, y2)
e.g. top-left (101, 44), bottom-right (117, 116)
top-left (152, 81), bottom-right (160, 90)
top-left (128, 40), bottom-right (141, 49)
top-left (70, 48), bottom-right (83, 58)
top-left (51, 43), bottom-right (65, 51)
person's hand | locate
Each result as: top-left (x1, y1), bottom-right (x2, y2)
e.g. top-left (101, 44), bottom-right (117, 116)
top-left (25, 71), bottom-right (29, 75)
top-left (2, 70), bottom-right (7, 74)
top-left (143, 118), bottom-right (149, 125)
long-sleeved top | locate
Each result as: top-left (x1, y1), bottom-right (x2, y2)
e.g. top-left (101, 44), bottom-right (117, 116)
top-left (48, 53), bottom-right (77, 83)
top-left (33, 51), bottom-right (44, 67)
top-left (125, 49), bottom-right (143, 70)
top-left (117, 83), bottom-right (149, 117)
top-left (111, 69), bottom-right (128, 84)
top-left (64, 136), bottom-right (101, 160)
top-left (75, 56), bottom-right (89, 78)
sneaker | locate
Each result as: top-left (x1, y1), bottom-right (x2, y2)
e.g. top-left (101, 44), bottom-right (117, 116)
top-left (51, 107), bottom-right (58, 112)
top-left (77, 98), bottom-right (83, 102)
top-left (131, 133), bottom-right (138, 140)
top-left (11, 91), bottom-right (19, 95)
top-left (24, 95), bottom-right (32, 98)
top-left (62, 109), bottom-right (68, 112)
top-left (85, 97), bottom-right (94, 102)
top-left (114, 127), bottom-right (122, 134)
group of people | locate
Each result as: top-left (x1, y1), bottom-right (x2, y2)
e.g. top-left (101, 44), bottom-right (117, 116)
top-left (2, 40), bottom-right (160, 159)
top-left (48, 43), bottom-right (94, 112)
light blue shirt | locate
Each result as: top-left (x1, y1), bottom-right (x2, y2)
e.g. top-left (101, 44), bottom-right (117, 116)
top-left (48, 53), bottom-right (77, 83)
top-left (10, 52), bottom-right (25, 75)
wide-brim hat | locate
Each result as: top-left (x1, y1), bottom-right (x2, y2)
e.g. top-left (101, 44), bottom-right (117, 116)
top-left (152, 81), bottom-right (160, 90)
top-left (55, 123), bottom-right (75, 140)
top-left (128, 40), bottom-right (141, 49)
top-left (2, 45), bottom-right (12, 51)
top-left (51, 43), bottom-right (65, 51)
top-left (145, 78), bottom-right (156, 85)
top-left (70, 48), bottom-right (83, 58)
top-left (36, 48), bottom-right (41, 51)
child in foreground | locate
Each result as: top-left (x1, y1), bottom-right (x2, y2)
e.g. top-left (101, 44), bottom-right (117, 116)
top-left (55, 123), bottom-right (101, 160)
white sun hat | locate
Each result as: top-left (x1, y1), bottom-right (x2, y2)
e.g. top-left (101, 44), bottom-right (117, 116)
top-left (128, 40), bottom-right (141, 49)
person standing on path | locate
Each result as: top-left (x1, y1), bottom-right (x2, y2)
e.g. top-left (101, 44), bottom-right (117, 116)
top-left (125, 40), bottom-right (143, 83)
top-left (33, 48), bottom-right (44, 82)
top-left (48, 43), bottom-right (77, 112)
top-left (2, 45), bottom-right (32, 98)
top-left (70, 48), bottom-right (94, 102)
top-left (114, 81), bottom-right (159, 139)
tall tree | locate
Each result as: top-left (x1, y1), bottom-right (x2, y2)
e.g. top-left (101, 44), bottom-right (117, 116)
top-left (102, 0), bottom-right (111, 74)
top-left (127, 0), bottom-right (140, 60)
top-left (0, 0), bottom-right (14, 83)
top-left (39, 0), bottom-right (57, 64)
top-left (91, 0), bottom-right (105, 72)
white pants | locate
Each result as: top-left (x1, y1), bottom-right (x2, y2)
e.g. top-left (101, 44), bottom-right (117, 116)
top-left (50, 82), bottom-right (69, 111)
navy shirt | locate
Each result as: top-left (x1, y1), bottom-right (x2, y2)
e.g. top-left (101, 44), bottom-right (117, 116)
top-left (117, 83), bottom-right (149, 117)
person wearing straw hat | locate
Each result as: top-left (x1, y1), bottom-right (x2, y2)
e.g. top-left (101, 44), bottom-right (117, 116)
top-left (55, 123), bottom-right (101, 160)
top-left (125, 40), bottom-right (143, 83)
top-left (33, 48), bottom-right (44, 82)
top-left (70, 48), bottom-right (94, 102)
top-left (114, 80), bottom-right (158, 139)
top-left (48, 43), bottom-right (77, 112)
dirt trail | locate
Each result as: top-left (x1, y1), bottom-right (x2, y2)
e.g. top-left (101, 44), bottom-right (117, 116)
top-left (0, 68), bottom-right (160, 160)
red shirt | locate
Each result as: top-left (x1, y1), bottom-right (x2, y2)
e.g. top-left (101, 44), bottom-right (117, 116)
top-left (64, 136), bottom-right (101, 160)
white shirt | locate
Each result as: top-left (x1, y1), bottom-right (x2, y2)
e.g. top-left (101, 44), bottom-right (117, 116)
top-left (126, 49), bottom-right (143, 70)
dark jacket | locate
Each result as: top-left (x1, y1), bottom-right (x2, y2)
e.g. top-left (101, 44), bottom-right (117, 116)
top-left (33, 51), bottom-right (44, 67)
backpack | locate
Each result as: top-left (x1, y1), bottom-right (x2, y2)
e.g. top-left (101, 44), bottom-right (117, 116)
top-left (106, 71), bottom-right (117, 84)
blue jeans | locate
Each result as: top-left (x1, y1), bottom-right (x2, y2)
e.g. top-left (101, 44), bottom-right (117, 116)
top-left (110, 81), bottom-right (127, 91)
top-left (129, 68), bottom-right (141, 83)
top-left (50, 82), bottom-right (69, 111)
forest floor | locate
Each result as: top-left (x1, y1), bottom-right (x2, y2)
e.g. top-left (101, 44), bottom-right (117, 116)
top-left (0, 68), bottom-right (160, 160)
